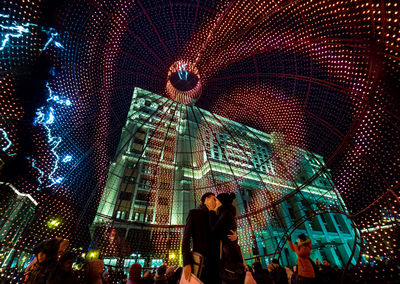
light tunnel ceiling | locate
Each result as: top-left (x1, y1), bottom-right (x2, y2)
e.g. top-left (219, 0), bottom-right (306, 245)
top-left (1, 0), bottom-right (399, 264)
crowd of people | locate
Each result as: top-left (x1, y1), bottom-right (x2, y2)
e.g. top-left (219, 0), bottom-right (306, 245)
top-left (8, 192), bottom-right (398, 283)
top-left (15, 236), bottom-right (183, 284)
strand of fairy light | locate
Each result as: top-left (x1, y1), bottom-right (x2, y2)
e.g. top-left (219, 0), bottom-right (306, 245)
top-left (0, 14), bottom-right (72, 189)
top-left (0, 128), bottom-right (12, 152)
top-left (31, 82), bottom-right (73, 189)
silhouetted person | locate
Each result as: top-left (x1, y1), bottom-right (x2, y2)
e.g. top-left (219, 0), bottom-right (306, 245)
top-left (128, 263), bottom-right (142, 284)
top-left (48, 251), bottom-right (78, 284)
top-left (182, 192), bottom-right (218, 283)
top-left (318, 259), bottom-right (337, 284)
top-left (269, 258), bottom-right (289, 284)
top-left (154, 265), bottom-right (167, 284)
top-left (211, 193), bottom-right (244, 284)
top-left (142, 271), bottom-right (154, 284)
top-left (166, 266), bottom-right (175, 284)
top-left (24, 238), bottom-right (60, 284)
top-left (252, 261), bottom-right (273, 284)
top-left (85, 259), bottom-right (104, 284)
top-left (172, 267), bottom-right (182, 284)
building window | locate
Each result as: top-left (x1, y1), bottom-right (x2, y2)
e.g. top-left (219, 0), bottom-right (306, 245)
top-left (136, 127), bottom-right (146, 135)
top-left (119, 191), bottom-right (132, 201)
top-left (123, 176), bottom-right (135, 184)
top-left (133, 137), bottom-right (144, 144)
top-left (333, 215), bottom-right (344, 232)
top-left (288, 207), bottom-right (295, 220)
top-left (136, 192), bottom-right (150, 206)
top-left (126, 161), bottom-right (135, 169)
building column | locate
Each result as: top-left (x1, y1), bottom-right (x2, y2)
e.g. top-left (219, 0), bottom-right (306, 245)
top-left (280, 201), bottom-right (295, 267)
top-left (326, 212), bottom-right (356, 266)
top-left (295, 199), bottom-right (324, 261)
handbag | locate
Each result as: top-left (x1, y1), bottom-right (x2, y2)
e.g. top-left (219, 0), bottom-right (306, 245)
top-left (218, 240), bottom-right (245, 281)
top-left (192, 252), bottom-right (204, 278)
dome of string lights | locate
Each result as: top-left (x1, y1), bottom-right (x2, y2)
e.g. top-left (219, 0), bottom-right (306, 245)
top-left (0, 0), bottom-right (399, 282)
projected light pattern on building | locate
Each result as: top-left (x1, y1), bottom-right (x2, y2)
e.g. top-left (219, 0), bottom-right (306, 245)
top-left (0, 0), bottom-right (399, 281)
top-left (91, 88), bottom-right (359, 268)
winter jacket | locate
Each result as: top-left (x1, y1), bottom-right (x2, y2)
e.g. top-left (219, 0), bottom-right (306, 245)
top-left (211, 204), bottom-right (245, 283)
top-left (182, 204), bottom-right (218, 266)
top-left (288, 239), bottom-right (315, 279)
top-left (211, 204), bottom-right (243, 264)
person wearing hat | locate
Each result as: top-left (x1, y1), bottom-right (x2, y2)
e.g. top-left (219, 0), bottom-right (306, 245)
top-left (288, 233), bottom-right (315, 283)
top-left (24, 238), bottom-right (61, 283)
top-left (211, 192), bottom-right (245, 284)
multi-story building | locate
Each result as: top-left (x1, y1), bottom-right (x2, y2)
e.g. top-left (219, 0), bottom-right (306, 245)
top-left (91, 87), bottom-right (360, 269)
top-left (0, 182), bottom-right (37, 271)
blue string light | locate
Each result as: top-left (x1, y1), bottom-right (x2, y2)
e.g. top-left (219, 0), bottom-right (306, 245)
top-left (62, 155), bottom-right (72, 163)
top-left (0, 20), bottom-right (35, 51)
top-left (178, 62), bottom-right (188, 80)
top-left (1, 18), bottom-right (70, 188)
top-left (27, 157), bottom-right (45, 189)
top-left (41, 28), bottom-right (64, 51)
top-left (33, 82), bottom-right (73, 188)
top-left (0, 128), bottom-right (12, 153)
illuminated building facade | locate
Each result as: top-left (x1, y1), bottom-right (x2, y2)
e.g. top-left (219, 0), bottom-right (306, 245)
top-left (0, 182), bottom-right (37, 271)
top-left (91, 88), bottom-right (359, 269)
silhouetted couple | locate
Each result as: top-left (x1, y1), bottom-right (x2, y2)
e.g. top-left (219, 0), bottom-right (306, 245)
top-left (182, 192), bottom-right (245, 284)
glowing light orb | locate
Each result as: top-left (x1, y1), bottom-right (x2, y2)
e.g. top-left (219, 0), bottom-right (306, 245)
top-left (166, 61), bottom-right (202, 105)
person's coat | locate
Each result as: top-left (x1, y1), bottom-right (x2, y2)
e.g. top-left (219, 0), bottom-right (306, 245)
top-left (270, 265), bottom-right (289, 284)
top-left (288, 239), bottom-right (315, 279)
top-left (211, 203), bottom-right (244, 282)
top-left (182, 204), bottom-right (218, 266)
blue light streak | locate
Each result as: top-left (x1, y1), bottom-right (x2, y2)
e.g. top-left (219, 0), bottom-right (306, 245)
top-left (33, 82), bottom-right (73, 188)
top-left (0, 21), bottom-right (34, 51)
top-left (0, 128), bottom-right (12, 152)
top-left (54, 41), bottom-right (64, 48)
top-left (34, 105), bottom-right (64, 187)
top-left (178, 62), bottom-right (188, 80)
top-left (46, 82), bottom-right (73, 106)
top-left (42, 32), bottom-right (57, 51)
top-left (55, 177), bottom-right (64, 184)
top-left (62, 155), bottom-right (72, 163)
top-left (47, 136), bottom-right (63, 187)
top-left (27, 157), bottom-right (45, 189)
top-left (41, 28), bottom-right (64, 51)
top-left (0, 18), bottom-right (70, 188)
top-left (46, 107), bottom-right (55, 124)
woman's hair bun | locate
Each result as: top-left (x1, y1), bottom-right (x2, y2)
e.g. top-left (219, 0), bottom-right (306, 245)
top-left (229, 192), bottom-right (236, 200)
